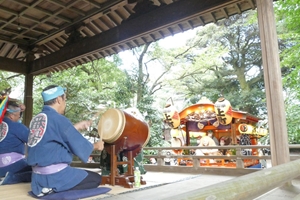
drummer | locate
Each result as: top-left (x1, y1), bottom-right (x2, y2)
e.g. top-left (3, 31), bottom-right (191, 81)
top-left (27, 85), bottom-right (104, 197)
top-left (0, 100), bottom-right (32, 185)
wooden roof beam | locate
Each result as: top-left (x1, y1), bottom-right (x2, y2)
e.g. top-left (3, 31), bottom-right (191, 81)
top-left (32, 0), bottom-right (125, 45)
top-left (21, 15), bottom-right (60, 29)
top-left (111, 47), bottom-right (118, 54)
top-left (167, 27), bottom-right (174, 36)
top-left (48, 0), bottom-right (85, 16)
top-left (29, 0), bottom-right (253, 75)
top-left (187, 20), bottom-right (194, 29)
top-left (141, 37), bottom-right (148, 43)
top-left (234, 3), bottom-right (242, 14)
top-left (158, 30), bottom-right (165, 38)
top-left (118, 44), bottom-right (125, 51)
top-left (210, 12), bottom-right (217, 23)
top-left (149, 34), bottom-right (156, 41)
top-left (221, 7), bottom-right (229, 18)
top-left (178, 24), bottom-right (185, 32)
top-left (198, 16), bottom-right (205, 25)
top-left (82, 0), bottom-right (101, 8)
top-left (248, 0), bottom-right (256, 9)
top-left (0, 57), bottom-right (27, 74)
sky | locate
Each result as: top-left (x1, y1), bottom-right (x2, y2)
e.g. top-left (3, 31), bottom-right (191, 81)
top-left (118, 28), bottom-right (203, 111)
top-left (117, 28), bottom-right (200, 71)
top-left (9, 82), bottom-right (24, 99)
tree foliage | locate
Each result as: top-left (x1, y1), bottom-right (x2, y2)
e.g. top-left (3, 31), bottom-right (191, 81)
top-left (32, 59), bottom-right (131, 125)
top-left (0, 71), bottom-right (25, 99)
top-left (162, 11), bottom-right (267, 117)
top-left (275, 0), bottom-right (300, 143)
top-left (124, 43), bottom-right (167, 147)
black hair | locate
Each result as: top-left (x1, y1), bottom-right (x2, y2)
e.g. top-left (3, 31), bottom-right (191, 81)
top-left (43, 85), bottom-right (65, 105)
top-left (5, 101), bottom-right (21, 117)
top-left (8, 100), bottom-right (19, 107)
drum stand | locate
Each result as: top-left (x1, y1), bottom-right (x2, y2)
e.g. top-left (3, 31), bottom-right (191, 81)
top-left (101, 144), bottom-right (146, 188)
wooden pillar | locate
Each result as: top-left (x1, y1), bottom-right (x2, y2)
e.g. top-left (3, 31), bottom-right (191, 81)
top-left (186, 122), bottom-right (190, 146)
top-left (231, 122), bottom-right (237, 145)
top-left (256, 0), bottom-right (289, 166)
top-left (23, 74), bottom-right (33, 127)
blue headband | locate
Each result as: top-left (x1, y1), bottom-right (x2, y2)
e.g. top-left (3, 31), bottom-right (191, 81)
top-left (41, 86), bottom-right (66, 102)
top-left (7, 108), bottom-right (21, 113)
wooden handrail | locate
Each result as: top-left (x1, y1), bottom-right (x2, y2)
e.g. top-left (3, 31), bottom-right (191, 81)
top-left (162, 159), bottom-right (300, 200)
top-left (72, 145), bottom-right (300, 172)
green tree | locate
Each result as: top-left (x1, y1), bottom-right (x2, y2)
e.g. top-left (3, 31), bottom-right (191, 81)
top-left (0, 71), bottom-right (25, 99)
top-left (124, 43), bottom-right (166, 147)
top-left (167, 11), bottom-right (267, 117)
top-left (32, 58), bottom-right (130, 125)
top-left (275, 0), bottom-right (300, 143)
top-left (0, 73), bottom-right (11, 95)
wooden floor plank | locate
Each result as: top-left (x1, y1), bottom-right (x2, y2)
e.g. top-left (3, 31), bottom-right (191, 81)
top-left (0, 172), bottom-right (201, 200)
top-left (0, 183), bottom-right (34, 200)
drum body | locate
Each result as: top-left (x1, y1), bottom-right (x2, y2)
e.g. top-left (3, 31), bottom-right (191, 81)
top-left (98, 108), bottom-right (150, 153)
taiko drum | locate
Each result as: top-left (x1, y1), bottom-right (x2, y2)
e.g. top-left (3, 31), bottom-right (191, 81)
top-left (98, 108), bottom-right (150, 152)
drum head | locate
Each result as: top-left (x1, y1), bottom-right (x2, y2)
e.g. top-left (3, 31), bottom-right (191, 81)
top-left (98, 108), bottom-right (125, 143)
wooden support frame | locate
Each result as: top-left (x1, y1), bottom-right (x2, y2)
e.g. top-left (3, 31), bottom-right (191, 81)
top-left (23, 74), bottom-right (33, 127)
top-left (101, 144), bottom-right (146, 188)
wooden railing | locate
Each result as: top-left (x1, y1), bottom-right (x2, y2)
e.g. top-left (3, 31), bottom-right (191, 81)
top-left (71, 145), bottom-right (300, 199)
top-left (72, 145), bottom-right (300, 174)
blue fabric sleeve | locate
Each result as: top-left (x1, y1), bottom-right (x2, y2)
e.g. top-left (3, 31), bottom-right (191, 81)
top-left (63, 123), bottom-right (94, 163)
top-left (15, 123), bottom-right (30, 143)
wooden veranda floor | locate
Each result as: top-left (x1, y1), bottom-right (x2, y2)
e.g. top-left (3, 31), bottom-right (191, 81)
top-left (0, 171), bottom-right (235, 200)
top-left (1, 170), bottom-right (300, 200)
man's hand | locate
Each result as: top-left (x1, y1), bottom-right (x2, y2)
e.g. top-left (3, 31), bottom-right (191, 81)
top-left (19, 103), bottom-right (26, 111)
top-left (93, 140), bottom-right (104, 151)
top-left (74, 120), bottom-right (92, 131)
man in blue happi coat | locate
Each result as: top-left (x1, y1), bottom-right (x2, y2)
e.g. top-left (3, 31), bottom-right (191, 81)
top-left (0, 100), bottom-right (32, 185)
top-left (27, 85), bottom-right (104, 197)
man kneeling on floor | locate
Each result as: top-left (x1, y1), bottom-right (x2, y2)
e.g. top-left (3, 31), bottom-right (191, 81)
top-left (27, 85), bottom-right (104, 197)
top-left (0, 100), bottom-right (32, 185)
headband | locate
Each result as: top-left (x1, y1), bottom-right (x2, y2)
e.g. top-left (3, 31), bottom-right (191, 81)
top-left (41, 86), bottom-right (66, 102)
top-left (7, 107), bottom-right (21, 113)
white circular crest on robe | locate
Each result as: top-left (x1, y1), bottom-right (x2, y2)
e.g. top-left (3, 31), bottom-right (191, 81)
top-left (28, 113), bottom-right (47, 147)
top-left (2, 155), bottom-right (11, 165)
top-left (0, 122), bottom-right (9, 142)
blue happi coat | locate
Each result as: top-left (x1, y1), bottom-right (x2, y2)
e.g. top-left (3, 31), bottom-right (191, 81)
top-left (0, 117), bottom-right (29, 177)
top-left (27, 106), bottom-right (93, 195)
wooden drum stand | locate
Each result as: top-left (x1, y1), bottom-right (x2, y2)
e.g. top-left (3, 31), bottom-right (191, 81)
top-left (98, 108), bottom-right (149, 188)
top-left (101, 144), bottom-right (146, 188)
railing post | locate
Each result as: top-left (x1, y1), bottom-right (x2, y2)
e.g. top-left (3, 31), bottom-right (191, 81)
top-left (157, 149), bottom-right (163, 166)
top-left (236, 147), bottom-right (244, 169)
top-left (193, 157), bottom-right (200, 169)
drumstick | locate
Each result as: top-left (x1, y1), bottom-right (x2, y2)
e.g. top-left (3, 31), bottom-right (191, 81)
top-left (86, 109), bottom-right (103, 141)
top-left (97, 114), bottom-right (106, 143)
top-left (98, 125), bottom-right (103, 142)
top-left (92, 110), bottom-right (104, 142)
